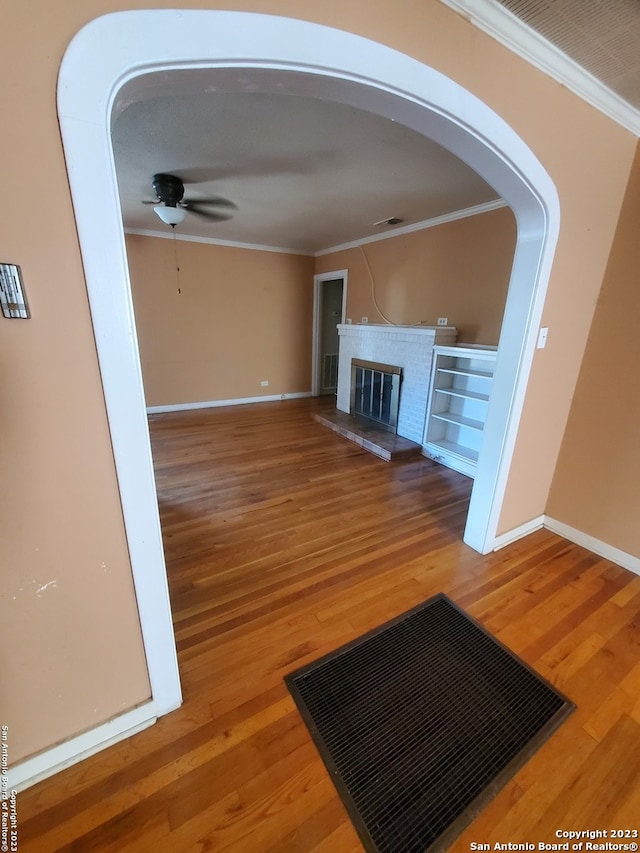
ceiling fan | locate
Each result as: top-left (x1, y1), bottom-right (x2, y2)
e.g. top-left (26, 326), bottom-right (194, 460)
top-left (143, 173), bottom-right (235, 226)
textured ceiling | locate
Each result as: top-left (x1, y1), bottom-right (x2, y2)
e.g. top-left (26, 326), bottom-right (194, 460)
top-left (112, 90), bottom-right (500, 253)
top-left (496, 0), bottom-right (640, 110)
top-left (113, 1), bottom-right (640, 252)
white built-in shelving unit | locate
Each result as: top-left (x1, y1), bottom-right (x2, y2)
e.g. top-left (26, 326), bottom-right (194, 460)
top-left (423, 344), bottom-right (497, 478)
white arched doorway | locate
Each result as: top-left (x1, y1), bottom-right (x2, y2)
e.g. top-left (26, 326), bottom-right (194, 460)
top-left (58, 10), bottom-right (559, 724)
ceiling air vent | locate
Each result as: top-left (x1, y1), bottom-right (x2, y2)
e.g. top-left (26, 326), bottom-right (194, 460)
top-left (373, 216), bottom-right (404, 226)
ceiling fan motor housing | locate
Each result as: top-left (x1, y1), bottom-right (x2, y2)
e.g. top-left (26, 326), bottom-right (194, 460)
top-left (152, 173), bottom-right (184, 207)
top-left (146, 172), bottom-right (233, 222)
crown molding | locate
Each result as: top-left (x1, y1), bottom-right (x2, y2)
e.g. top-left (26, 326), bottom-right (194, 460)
top-left (315, 199), bottom-right (508, 256)
top-left (439, 0), bottom-right (640, 137)
top-left (126, 200), bottom-right (508, 257)
top-left (124, 228), bottom-right (314, 256)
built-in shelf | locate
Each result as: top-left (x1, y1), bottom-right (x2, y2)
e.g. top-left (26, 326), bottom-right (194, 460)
top-left (426, 438), bottom-right (480, 464)
top-left (436, 366), bottom-right (494, 380)
top-left (431, 411), bottom-right (485, 432)
top-left (423, 344), bottom-right (497, 478)
top-left (434, 387), bottom-right (490, 403)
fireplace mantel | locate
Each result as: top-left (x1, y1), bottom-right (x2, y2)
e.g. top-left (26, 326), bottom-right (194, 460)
top-left (337, 324), bottom-right (458, 444)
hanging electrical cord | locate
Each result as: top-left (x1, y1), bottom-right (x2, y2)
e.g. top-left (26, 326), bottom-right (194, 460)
top-left (358, 244), bottom-right (423, 327)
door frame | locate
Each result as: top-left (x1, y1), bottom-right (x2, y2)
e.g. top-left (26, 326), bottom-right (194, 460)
top-left (312, 270), bottom-right (348, 396)
top-left (57, 8), bottom-right (559, 737)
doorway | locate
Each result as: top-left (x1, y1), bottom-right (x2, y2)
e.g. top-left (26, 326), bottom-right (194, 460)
top-left (313, 270), bottom-right (347, 397)
top-left (58, 8), bottom-right (559, 730)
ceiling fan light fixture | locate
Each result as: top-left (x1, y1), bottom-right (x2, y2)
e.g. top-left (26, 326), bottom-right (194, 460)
top-left (154, 205), bottom-right (186, 226)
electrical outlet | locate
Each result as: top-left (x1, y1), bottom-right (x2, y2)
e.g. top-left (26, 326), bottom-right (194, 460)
top-left (361, 316), bottom-right (369, 324)
top-left (437, 317), bottom-right (448, 326)
top-left (261, 380), bottom-right (269, 387)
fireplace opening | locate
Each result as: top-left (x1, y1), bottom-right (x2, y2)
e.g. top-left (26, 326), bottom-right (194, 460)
top-left (350, 358), bottom-right (402, 433)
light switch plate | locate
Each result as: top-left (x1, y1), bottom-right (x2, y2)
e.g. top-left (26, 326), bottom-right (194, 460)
top-left (537, 327), bottom-right (549, 349)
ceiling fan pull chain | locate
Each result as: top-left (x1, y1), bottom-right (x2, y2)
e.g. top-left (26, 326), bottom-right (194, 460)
top-left (172, 227), bottom-right (181, 295)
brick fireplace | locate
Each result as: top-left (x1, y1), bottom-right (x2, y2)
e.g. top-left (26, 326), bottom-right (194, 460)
top-left (337, 324), bottom-right (457, 444)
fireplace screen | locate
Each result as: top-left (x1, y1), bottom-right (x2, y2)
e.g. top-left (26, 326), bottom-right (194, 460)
top-left (350, 359), bottom-right (402, 433)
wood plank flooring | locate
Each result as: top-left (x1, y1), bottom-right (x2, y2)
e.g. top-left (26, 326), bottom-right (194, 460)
top-left (17, 398), bottom-right (640, 851)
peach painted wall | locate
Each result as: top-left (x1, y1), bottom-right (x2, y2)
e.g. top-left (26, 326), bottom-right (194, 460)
top-left (126, 235), bottom-right (314, 406)
top-left (546, 141), bottom-right (640, 557)
top-left (315, 206), bottom-right (517, 345)
top-left (1, 0), bottom-right (637, 764)
top-left (0, 4), bottom-right (155, 764)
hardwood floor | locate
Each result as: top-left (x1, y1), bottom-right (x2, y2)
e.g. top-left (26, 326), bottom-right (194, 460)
top-left (17, 398), bottom-right (640, 851)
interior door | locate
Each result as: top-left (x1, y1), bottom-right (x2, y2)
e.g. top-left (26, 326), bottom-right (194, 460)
top-left (320, 278), bottom-right (344, 394)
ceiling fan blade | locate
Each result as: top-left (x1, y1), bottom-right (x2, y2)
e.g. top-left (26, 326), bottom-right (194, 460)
top-left (182, 196), bottom-right (237, 210)
top-left (182, 203), bottom-right (232, 222)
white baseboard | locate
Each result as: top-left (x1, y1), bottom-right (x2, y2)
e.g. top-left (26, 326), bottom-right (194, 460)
top-left (8, 702), bottom-right (157, 792)
top-left (493, 513), bottom-right (640, 576)
top-left (543, 517), bottom-right (640, 577)
top-left (147, 391), bottom-right (312, 414)
top-left (492, 514), bottom-right (546, 550)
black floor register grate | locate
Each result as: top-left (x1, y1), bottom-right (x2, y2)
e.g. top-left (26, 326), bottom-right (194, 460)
top-left (285, 594), bottom-right (574, 853)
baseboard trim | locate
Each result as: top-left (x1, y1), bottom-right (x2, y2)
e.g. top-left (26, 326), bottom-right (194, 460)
top-left (543, 517), bottom-right (640, 577)
top-left (9, 702), bottom-right (157, 792)
top-left (493, 513), bottom-right (640, 576)
top-left (492, 514), bottom-right (546, 550)
top-left (147, 391), bottom-right (313, 414)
